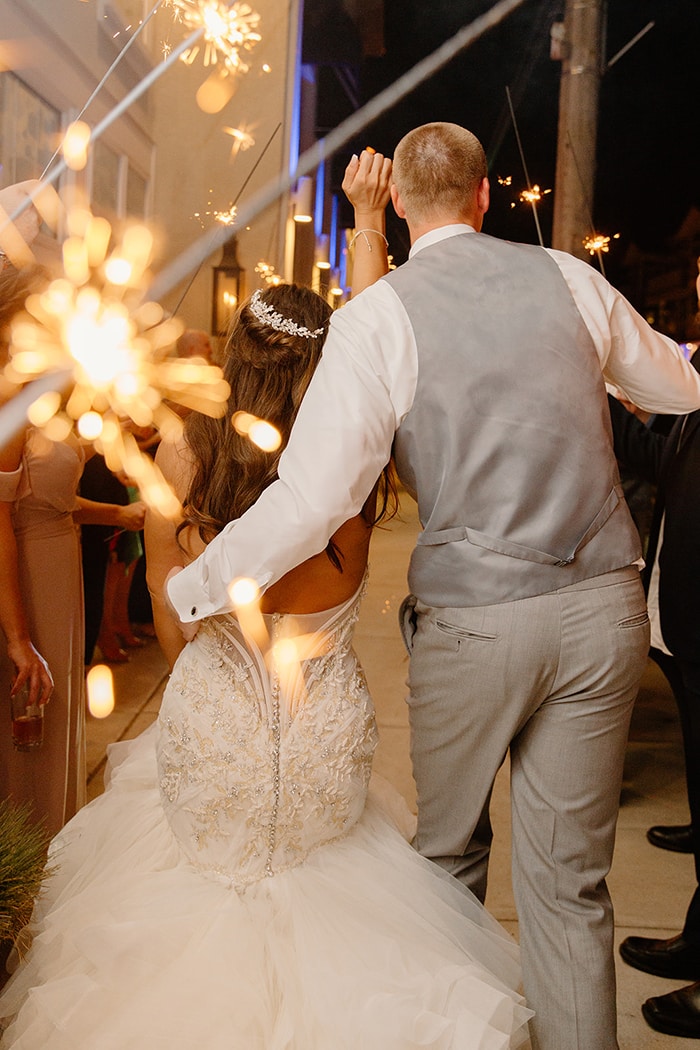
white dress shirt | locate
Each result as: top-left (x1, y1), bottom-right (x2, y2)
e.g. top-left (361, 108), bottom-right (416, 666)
top-left (169, 225), bottom-right (700, 621)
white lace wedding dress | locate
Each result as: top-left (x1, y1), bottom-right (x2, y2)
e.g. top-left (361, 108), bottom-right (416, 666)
top-left (0, 581), bottom-right (531, 1048)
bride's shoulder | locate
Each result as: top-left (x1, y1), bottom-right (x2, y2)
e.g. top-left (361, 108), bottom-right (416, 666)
top-left (155, 435), bottom-right (194, 500)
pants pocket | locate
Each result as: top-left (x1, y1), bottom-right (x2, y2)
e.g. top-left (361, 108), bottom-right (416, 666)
top-left (434, 619), bottom-right (497, 642)
top-left (399, 594), bottom-right (418, 655)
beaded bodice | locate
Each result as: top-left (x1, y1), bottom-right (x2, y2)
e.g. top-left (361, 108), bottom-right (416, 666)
top-left (156, 581), bottom-right (376, 891)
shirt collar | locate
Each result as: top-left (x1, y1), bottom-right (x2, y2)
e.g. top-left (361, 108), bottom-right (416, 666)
top-left (409, 223), bottom-right (476, 259)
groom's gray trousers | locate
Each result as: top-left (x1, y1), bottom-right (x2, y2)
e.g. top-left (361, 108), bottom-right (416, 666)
top-left (400, 565), bottom-right (649, 1050)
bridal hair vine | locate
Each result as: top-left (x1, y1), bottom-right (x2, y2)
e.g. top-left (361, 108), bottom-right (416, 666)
top-left (248, 289), bottom-right (325, 339)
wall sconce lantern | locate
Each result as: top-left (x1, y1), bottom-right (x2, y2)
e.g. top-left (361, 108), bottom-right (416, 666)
top-left (212, 235), bottom-right (244, 337)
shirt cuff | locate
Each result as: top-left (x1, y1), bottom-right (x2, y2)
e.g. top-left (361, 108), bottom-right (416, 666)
top-left (166, 563), bottom-right (207, 622)
top-left (0, 463), bottom-right (24, 502)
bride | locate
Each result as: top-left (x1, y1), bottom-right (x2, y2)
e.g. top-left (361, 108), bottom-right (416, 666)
top-left (0, 154), bottom-right (532, 1048)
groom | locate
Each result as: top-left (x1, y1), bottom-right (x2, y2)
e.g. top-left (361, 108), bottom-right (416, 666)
top-left (168, 123), bottom-right (700, 1050)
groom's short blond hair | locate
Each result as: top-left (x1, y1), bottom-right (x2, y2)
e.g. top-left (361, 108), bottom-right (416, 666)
top-left (392, 123), bottom-right (487, 224)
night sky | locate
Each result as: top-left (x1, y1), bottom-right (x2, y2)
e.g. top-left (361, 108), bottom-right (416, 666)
top-left (330, 0), bottom-right (699, 270)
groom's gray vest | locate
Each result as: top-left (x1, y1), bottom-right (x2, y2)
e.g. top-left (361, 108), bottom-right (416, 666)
top-left (385, 231), bottom-right (641, 607)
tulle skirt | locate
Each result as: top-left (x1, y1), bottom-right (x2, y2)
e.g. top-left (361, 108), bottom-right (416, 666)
top-left (0, 726), bottom-right (531, 1049)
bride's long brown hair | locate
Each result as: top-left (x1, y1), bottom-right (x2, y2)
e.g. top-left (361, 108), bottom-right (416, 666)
top-left (180, 283), bottom-right (396, 568)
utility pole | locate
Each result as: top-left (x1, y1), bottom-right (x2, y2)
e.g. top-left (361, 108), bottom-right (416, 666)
top-left (551, 0), bottom-right (605, 259)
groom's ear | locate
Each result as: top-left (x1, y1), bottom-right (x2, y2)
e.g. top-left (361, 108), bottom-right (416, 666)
top-left (391, 184), bottom-right (406, 219)
top-left (477, 176), bottom-right (490, 216)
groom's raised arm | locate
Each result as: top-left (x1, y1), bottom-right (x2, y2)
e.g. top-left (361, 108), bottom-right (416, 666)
top-left (167, 281), bottom-right (417, 622)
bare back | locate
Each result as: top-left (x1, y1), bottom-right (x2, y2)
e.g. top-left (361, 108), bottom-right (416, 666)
top-left (146, 437), bottom-right (375, 668)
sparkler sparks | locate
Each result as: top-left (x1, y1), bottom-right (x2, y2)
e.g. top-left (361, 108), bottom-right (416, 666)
top-left (519, 185), bottom-right (551, 205)
top-left (510, 184), bottom-right (551, 208)
top-left (2, 204), bottom-right (229, 516)
top-left (165, 0), bottom-right (261, 77)
top-left (583, 232), bottom-right (620, 256)
top-left (223, 125), bottom-right (255, 160)
top-left (214, 205), bottom-right (237, 225)
top-left (192, 192), bottom-right (237, 229)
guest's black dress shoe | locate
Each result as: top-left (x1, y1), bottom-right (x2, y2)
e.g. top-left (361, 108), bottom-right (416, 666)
top-left (642, 981), bottom-right (700, 1038)
top-left (619, 934), bottom-right (700, 980)
top-left (647, 823), bottom-right (694, 854)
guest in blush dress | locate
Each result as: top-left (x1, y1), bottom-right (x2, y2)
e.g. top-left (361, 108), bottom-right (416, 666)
top-left (0, 251), bottom-right (144, 837)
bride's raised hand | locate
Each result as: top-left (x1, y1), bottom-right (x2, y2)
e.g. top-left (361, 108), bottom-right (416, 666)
top-left (342, 149), bottom-right (392, 215)
top-left (342, 150), bottom-right (391, 295)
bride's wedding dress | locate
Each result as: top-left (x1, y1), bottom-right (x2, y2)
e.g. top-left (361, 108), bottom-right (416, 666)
top-left (0, 580), bottom-right (531, 1048)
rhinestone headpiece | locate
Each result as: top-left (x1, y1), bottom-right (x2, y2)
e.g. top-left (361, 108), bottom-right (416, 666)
top-left (248, 289), bottom-right (325, 339)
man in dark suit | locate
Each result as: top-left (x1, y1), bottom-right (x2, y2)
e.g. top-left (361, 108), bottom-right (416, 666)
top-left (611, 274), bottom-right (700, 1037)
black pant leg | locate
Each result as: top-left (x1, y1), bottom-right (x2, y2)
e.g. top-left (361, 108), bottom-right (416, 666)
top-left (673, 659), bottom-right (700, 942)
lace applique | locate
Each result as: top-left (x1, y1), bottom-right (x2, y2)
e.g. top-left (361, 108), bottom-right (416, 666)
top-left (156, 582), bottom-right (376, 893)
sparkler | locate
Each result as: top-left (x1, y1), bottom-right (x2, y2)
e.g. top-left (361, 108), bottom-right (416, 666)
top-left (223, 125), bottom-right (256, 160)
top-left (192, 191), bottom-right (236, 229)
top-left (214, 205), bottom-right (238, 225)
top-left (172, 121), bottom-right (281, 319)
top-left (505, 85), bottom-right (544, 246)
top-left (583, 232), bottom-right (620, 256)
top-left (40, 1), bottom-right (165, 180)
top-left (1, 26), bottom-right (204, 238)
top-left (2, 204), bottom-right (229, 515)
top-left (165, 0), bottom-right (261, 76)
top-left (149, 0), bottom-right (529, 304)
top-left (518, 184), bottom-right (551, 206)
top-left (2, 0), bottom-right (528, 471)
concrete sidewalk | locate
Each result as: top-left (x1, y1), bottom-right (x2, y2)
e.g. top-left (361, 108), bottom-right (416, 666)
top-left (87, 498), bottom-right (696, 1049)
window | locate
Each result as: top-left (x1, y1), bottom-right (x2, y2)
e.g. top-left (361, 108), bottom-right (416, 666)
top-left (0, 72), bottom-right (60, 188)
top-left (126, 166), bottom-right (148, 218)
top-left (91, 139), bottom-right (122, 216)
